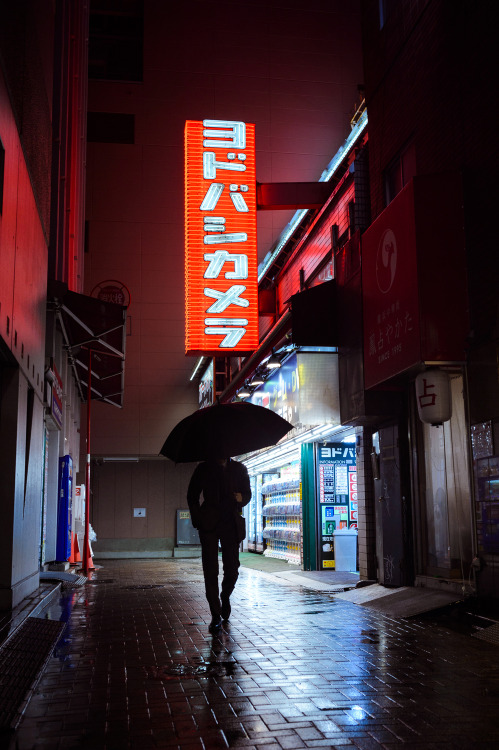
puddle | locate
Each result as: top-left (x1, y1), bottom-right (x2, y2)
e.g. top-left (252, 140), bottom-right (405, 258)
top-left (86, 579), bottom-right (115, 585)
top-left (146, 655), bottom-right (237, 681)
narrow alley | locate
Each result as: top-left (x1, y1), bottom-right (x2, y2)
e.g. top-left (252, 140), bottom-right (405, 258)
top-left (4, 558), bottom-right (499, 750)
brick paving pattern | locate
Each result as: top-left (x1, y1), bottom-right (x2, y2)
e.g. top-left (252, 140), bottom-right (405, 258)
top-left (9, 559), bottom-right (499, 749)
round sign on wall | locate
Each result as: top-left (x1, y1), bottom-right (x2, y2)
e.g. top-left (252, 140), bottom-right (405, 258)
top-left (90, 280), bottom-right (131, 307)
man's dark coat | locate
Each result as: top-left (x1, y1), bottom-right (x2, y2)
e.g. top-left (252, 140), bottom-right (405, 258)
top-left (187, 459), bottom-right (251, 532)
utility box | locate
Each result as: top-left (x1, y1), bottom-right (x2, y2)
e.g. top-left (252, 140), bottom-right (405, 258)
top-left (333, 528), bottom-right (358, 571)
top-left (176, 509), bottom-right (200, 546)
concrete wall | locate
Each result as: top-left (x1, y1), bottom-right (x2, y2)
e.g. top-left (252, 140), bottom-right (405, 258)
top-left (90, 458), bottom-right (195, 557)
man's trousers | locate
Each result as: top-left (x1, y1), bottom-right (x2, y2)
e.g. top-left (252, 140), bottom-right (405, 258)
top-left (199, 524), bottom-right (240, 617)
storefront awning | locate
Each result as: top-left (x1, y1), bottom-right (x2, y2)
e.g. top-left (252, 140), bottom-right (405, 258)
top-left (47, 281), bottom-right (127, 407)
top-left (290, 280), bottom-right (338, 347)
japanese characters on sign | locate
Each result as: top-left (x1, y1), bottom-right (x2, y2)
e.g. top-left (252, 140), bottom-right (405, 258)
top-left (366, 298), bottom-right (415, 367)
top-left (415, 370), bottom-right (452, 425)
top-left (184, 119), bottom-right (258, 355)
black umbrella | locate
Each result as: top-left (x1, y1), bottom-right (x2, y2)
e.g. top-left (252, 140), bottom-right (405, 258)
top-left (159, 401), bottom-right (294, 463)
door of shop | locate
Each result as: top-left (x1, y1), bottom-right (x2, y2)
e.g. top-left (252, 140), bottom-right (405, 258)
top-left (373, 424), bottom-right (412, 586)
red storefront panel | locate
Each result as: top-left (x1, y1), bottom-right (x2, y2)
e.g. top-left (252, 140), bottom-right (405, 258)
top-left (363, 173), bottom-right (468, 389)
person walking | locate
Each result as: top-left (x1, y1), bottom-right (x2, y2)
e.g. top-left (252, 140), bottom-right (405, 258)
top-left (187, 457), bottom-right (251, 632)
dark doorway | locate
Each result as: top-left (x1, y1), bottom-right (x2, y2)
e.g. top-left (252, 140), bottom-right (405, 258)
top-left (372, 423), bottom-right (413, 587)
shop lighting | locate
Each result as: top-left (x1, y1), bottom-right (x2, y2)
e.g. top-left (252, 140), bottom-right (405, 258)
top-left (237, 383), bottom-right (252, 399)
top-left (266, 352), bottom-right (281, 370)
top-left (243, 423), bottom-right (345, 474)
top-left (102, 456), bottom-right (139, 462)
top-left (341, 434), bottom-right (356, 443)
top-left (249, 373), bottom-right (265, 386)
top-left (189, 356), bottom-right (206, 381)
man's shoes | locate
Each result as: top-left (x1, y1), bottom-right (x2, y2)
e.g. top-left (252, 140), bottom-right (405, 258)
top-left (221, 596), bottom-right (231, 622)
top-left (208, 615), bottom-right (222, 633)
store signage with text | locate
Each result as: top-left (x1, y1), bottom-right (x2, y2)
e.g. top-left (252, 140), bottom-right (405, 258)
top-left (184, 119), bottom-right (258, 355)
top-left (249, 354), bottom-right (299, 424)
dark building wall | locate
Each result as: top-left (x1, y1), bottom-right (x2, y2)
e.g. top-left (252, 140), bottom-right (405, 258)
top-left (361, 0), bottom-right (498, 350)
top-left (360, 0), bottom-right (499, 594)
top-left (0, 0), bottom-right (54, 239)
top-left (0, 1), bottom-right (90, 604)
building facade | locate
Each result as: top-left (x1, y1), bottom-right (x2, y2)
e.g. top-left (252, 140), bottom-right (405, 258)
top-left (355, 0), bottom-right (499, 599)
top-left (84, 0), bottom-right (364, 559)
top-left (0, 1), bottom-right (89, 607)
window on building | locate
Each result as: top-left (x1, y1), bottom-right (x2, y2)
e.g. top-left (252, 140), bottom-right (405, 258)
top-left (88, 0), bottom-right (144, 82)
top-left (383, 141), bottom-right (416, 206)
top-left (0, 138), bottom-right (5, 214)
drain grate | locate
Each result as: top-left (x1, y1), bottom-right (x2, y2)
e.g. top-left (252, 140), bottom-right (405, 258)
top-left (472, 622), bottom-right (499, 645)
top-left (62, 574), bottom-right (87, 589)
top-left (0, 617), bottom-right (65, 728)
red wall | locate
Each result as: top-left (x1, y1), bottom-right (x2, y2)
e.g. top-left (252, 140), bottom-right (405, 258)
top-left (0, 69), bottom-right (47, 397)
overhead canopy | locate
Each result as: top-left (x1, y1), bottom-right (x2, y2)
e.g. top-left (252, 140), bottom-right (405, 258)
top-left (48, 281), bottom-right (127, 407)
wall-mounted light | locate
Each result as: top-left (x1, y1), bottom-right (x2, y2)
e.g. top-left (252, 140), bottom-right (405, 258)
top-left (266, 352), bottom-right (281, 369)
top-left (249, 373), bottom-right (265, 387)
top-left (238, 383), bottom-right (252, 399)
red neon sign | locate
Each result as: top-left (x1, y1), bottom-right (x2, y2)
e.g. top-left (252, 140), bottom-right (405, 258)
top-left (184, 119), bottom-right (258, 355)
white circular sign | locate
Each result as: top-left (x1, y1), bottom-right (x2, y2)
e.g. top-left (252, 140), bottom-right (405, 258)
top-left (376, 228), bottom-right (397, 293)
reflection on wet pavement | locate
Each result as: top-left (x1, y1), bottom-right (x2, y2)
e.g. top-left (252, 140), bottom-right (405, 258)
top-left (10, 558), bottom-right (499, 749)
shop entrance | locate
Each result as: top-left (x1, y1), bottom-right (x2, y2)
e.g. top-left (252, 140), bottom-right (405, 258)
top-left (372, 424), bottom-right (412, 587)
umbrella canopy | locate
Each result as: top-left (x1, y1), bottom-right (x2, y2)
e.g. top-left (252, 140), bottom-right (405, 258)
top-left (160, 401), bottom-right (294, 463)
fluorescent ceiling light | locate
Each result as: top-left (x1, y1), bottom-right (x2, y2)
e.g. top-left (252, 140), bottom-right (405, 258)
top-left (102, 456), bottom-right (139, 462)
top-left (242, 423), bottom-right (347, 474)
top-left (190, 356), bottom-right (206, 381)
top-left (341, 434), bottom-right (357, 443)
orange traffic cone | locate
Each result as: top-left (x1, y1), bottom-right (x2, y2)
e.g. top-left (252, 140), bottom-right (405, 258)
top-left (81, 535), bottom-right (95, 573)
top-left (70, 532), bottom-right (82, 564)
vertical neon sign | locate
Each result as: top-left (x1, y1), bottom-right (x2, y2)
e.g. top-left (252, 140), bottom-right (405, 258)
top-left (185, 119), bottom-right (258, 355)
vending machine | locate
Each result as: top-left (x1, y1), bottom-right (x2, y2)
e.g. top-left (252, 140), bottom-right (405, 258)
top-left (301, 441), bottom-right (357, 570)
top-left (315, 443), bottom-right (357, 568)
top-left (56, 455), bottom-right (73, 562)
top-left (261, 463), bottom-right (301, 563)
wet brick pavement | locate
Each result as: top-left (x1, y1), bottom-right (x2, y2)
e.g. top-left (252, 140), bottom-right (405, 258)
top-left (8, 559), bottom-right (499, 749)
